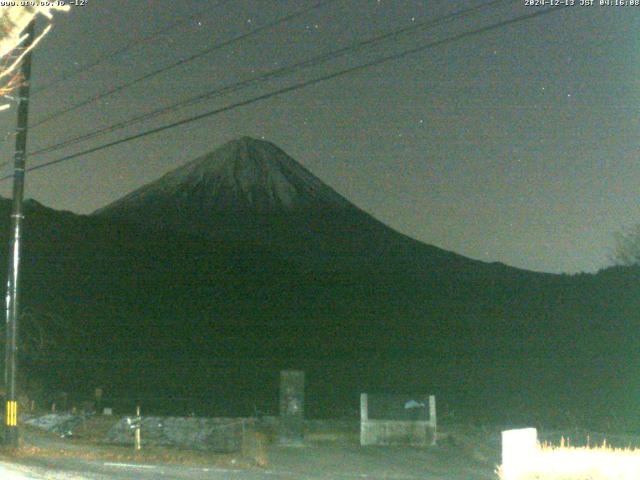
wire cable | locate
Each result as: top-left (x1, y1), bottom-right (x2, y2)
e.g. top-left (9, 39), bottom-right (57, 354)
top-left (31, 0), bottom-right (231, 96)
top-left (1, 5), bottom-right (569, 181)
top-left (29, 0), bottom-right (339, 129)
top-left (28, 0), bottom-right (509, 158)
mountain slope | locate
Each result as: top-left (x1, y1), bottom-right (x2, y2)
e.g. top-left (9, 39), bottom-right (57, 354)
top-left (0, 138), bottom-right (636, 427)
top-left (94, 136), bottom-right (493, 272)
top-left (96, 136), bottom-right (353, 217)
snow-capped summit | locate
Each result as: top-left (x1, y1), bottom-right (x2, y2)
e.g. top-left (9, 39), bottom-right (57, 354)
top-left (96, 137), bottom-right (352, 217)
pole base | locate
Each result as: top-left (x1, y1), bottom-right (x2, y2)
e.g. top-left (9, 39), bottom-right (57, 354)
top-left (4, 425), bottom-right (18, 447)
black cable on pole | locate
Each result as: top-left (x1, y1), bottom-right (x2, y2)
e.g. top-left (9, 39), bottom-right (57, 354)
top-left (1, 6), bottom-right (568, 182)
top-left (29, 0), bottom-right (339, 128)
top-left (31, 0), bottom-right (231, 96)
top-left (28, 0), bottom-right (509, 157)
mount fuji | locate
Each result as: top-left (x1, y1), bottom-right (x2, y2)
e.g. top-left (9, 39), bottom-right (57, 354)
top-left (96, 136), bottom-right (353, 217)
top-left (95, 136), bottom-right (476, 269)
top-left (0, 136), bottom-right (635, 425)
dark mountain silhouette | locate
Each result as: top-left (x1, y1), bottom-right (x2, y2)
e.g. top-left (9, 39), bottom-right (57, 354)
top-left (95, 137), bottom-right (475, 270)
top-left (97, 136), bottom-right (353, 216)
top-left (0, 137), bottom-right (637, 428)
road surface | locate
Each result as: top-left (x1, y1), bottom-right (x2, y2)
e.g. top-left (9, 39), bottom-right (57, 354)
top-left (1, 451), bottom-right (497, 479)
top-left (0, 458), bottom-right (487, 479)
top-left (1, 458), bottom-right (305, 479)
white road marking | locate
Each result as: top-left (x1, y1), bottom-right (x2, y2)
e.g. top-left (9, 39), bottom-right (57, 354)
top-left (103, 462), bottom-right (157, 469)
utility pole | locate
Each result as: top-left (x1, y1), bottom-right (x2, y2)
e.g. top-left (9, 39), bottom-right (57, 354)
top-left (4, 19), bottom-right (35, 447)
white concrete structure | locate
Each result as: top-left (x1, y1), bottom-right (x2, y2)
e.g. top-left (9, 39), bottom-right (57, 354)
top-left (501, 428), bottom-right (539, 479)
top-left (360, 393), bottom-right (436, 446)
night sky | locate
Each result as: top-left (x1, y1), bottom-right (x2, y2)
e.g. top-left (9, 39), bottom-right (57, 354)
top-left (0, 0), bottom-right (637, 274)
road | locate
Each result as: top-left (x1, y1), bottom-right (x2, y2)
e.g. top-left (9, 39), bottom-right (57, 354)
top-left (1, 458), bottom-right (299, 480)
top-left (0, 456), bottom-right (464, 480)
top-left (0, 451), bottom-right (497, 480)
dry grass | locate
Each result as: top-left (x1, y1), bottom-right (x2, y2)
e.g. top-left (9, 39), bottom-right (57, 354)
top-left (241, 431), bottom-right (268, 467)
top-left (498, 441), bottom-right (640, 480)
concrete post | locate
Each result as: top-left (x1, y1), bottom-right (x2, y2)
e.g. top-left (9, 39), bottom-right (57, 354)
top-left (501, 428), bottom-right (538, 479)
top-left (360, 393), bottom-right (369, 446)
top-left (360, 393), bottom-right (368, 422)
top-left (428, 395), bottom-right (436, 425)
top-left (428, 395), bottom-right (436, 445)
top-left (134, 405), bottom-right (141, 451)
top-left (278, 370), bottom-right (304, 445)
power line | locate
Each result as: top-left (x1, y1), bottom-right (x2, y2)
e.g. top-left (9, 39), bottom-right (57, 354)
top-left (29, 0), bottom-right (338, 129)
top-left (1, 5), bottom-right (568, 182)
top-left (31, 0), bottom-right (231, 95)
top-left (28, 0), bottom-right (509, 159)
